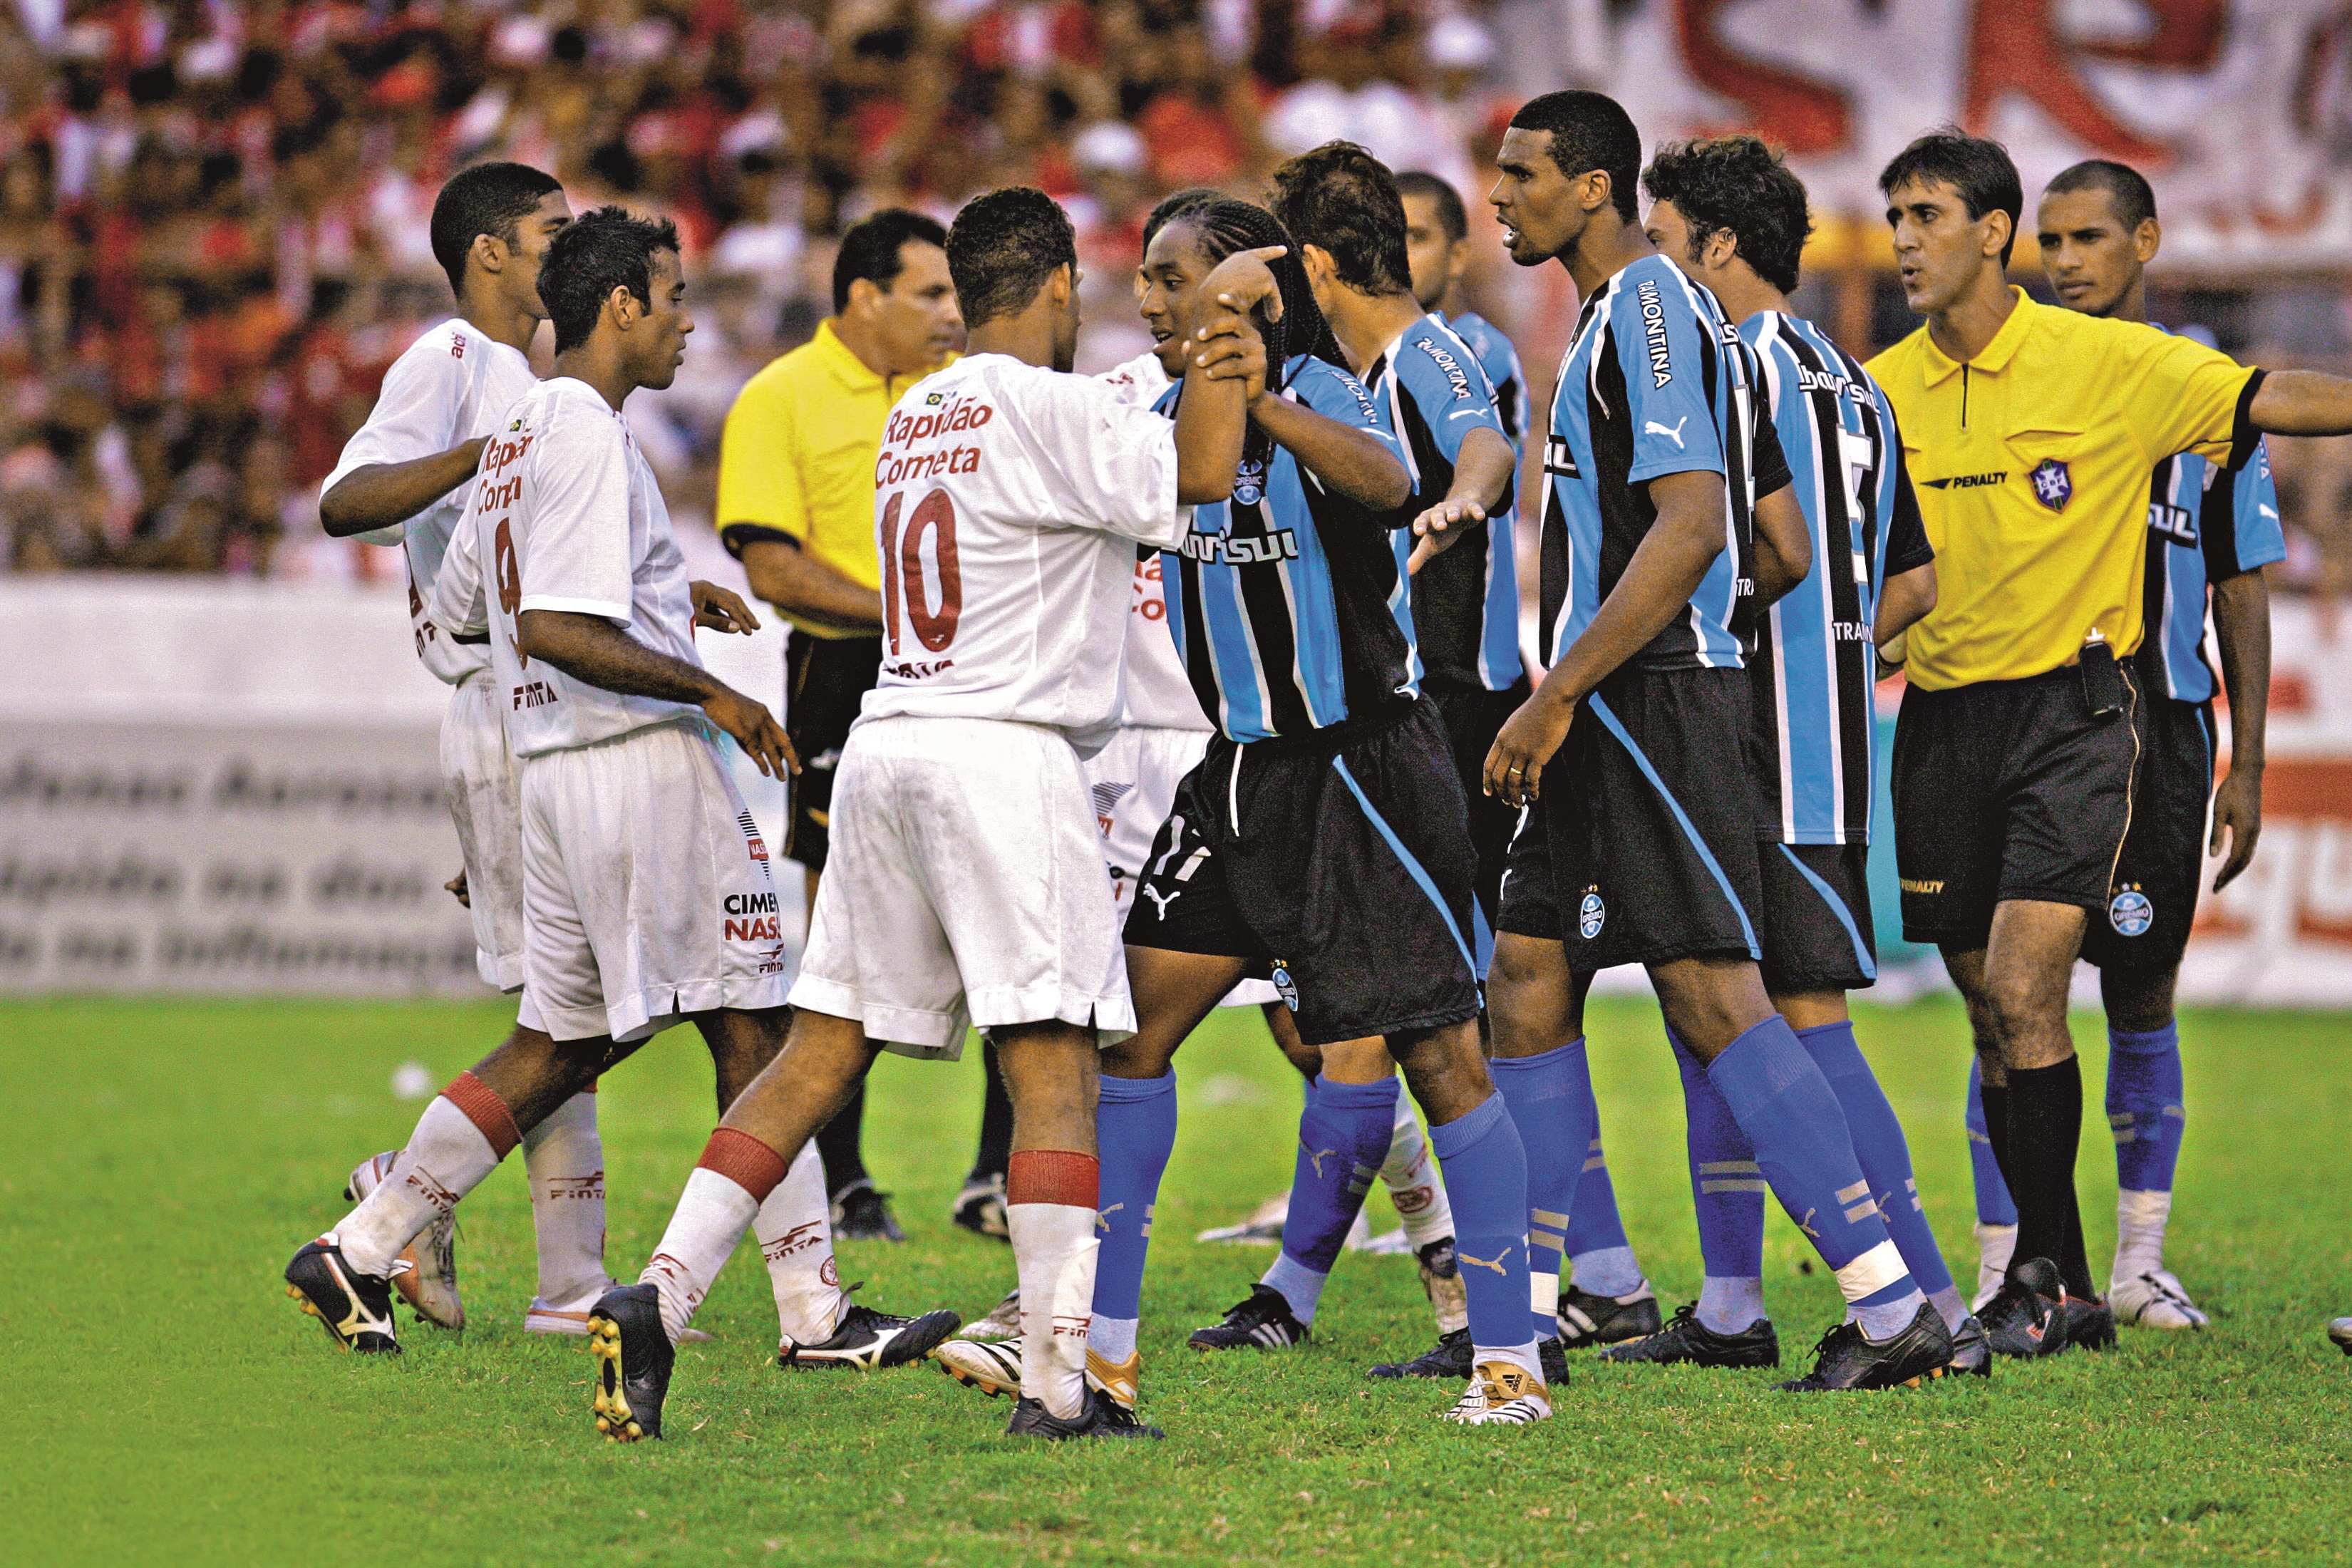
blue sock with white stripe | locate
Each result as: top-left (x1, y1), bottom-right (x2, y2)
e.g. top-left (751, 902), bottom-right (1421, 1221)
top-left (1668, 1026), bottom-right (1767, 1334)
top-left (2108, 1022), bottom-right (2185, 1195)
top-left (1706, 1016), bottom-right (1923, 1342)
top-left (1487, 1038), bottom-right (1599, 1341)
top-left (1563, 1135), bottom-right (1644, 1300)
top-left (1092, 1071), bottom-right (1177, 1362)
top-left (1261, 1075), bottom-right (1399, 1325)
top-left (1964, 1059), bottom-right (2018, 1226)
top-left (1797, 1022), bottom-right (1964, 1333)
top-left (1426, 1093), bottom-right (1539, 1380)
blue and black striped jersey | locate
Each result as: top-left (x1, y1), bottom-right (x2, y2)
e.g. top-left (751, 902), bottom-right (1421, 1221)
top-left (1448, 310), bottom-right (1527, 451)
top-left (1364, 311), bottom-right (1522, 694)
top-left (1155, 355), bottom-right (1415, 742)
top-left (1743, 311), bottom-right (1933, 845)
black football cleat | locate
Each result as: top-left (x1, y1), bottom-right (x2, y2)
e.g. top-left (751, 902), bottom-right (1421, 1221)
top-left (1556, 1280), bottom-right (1661, 1348)
top-left (2060, 1291), bottom-right (2117, 1351)
top-left (587, 1284), bottom-right (674, 1443)
top-left (1946, 1314), bottom-right (1993, 1378)
top-left (779, 1291), bottom-right (961, 1370)
top-left (1366, 1328), bottom-right (1567, 1386)
top-left (1601, 1301), bottom-right (1780, 1369)
top-left (1187, 1284), bottom-right (1308, 1351)
top-left (831, 1178), bottom-right (907, 1242)
top-left (1775, 1301), bottom-right (1954, 1392)
top-left (1006, 1385), bottom-right (1162, 1440)
top-left (284, 1239), bottom-right (402, 1354)
top-left (949, 1174), bottom-right (1009, 1241)
top-left (2328, 1317), bottom-right (2352, 1356)
top-left (1981, 1257), bottom-right (2070, 1360)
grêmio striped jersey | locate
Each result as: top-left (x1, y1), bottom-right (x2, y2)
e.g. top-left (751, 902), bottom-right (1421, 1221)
top-left (1448, 310), bottom-right (1527, 450)
top-left (1154, 354), bottom-right (1415, 742)
top-left (1742, 311), bottom-right (1933, 845)
top-left (1361, 311), bottom-right (1522, 694)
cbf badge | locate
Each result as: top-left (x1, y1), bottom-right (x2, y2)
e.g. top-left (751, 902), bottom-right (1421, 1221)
top-left (2029, 458), bottom-right (2073, 512)
top-left (1234, 459), bottom-right (1267, 507)
top-left (1577, 888), bottom-right (1606, 941)
top-left (1270, 961), bottom-right (1301, 1011)
top-left (2108, 885), bottom-right (2153, 937)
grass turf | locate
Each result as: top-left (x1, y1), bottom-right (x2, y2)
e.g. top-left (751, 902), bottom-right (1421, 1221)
top-left (7, 994), bottom-right (2347, 1567)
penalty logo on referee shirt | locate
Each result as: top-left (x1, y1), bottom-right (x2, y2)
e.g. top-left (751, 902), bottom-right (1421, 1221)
top-left (2029, 458), bottom-right (2073, 511)
top-left (2109, 884), bottom-right (2153, 937)
top-left (1578, 888), bottom-right (1606, 941)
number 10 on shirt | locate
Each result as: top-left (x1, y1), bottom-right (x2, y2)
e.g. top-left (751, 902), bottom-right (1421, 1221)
top-left (880, 488), bottom-right (964, 666)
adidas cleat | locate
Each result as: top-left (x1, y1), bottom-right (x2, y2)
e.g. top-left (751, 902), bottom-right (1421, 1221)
top-left (1187, 1284), bottom-right (1308, 1351)
top-left (949, 1174), bottom-right (1009, 1241)
top-left (1775, 1302), bottom-right (1954, 1392)
top-left (779, 1291), bottom-right (960, 1370)
top-left (586, 1284), bottom-right (672, 1443)
top-left (935, 1334), bottom-right (1023, 1398)
top-left (1195, 1192), bottom-right (1289, 1246)
top-left (284, 1238), bottom-right (403, 1354)
top-left (345, 1152), bottom-right (463, 1331)
top-left (2112, 1268), bottom-right (2209, 1331)
top-left (1601, 1302), bottom-right (1780, 1369)
top-left (1087, 1347), bottom-right (1142, 1413)
top-left (2328, 1317), bottom-right (2352, 1356)
top-left (1416, 1238), bottom-right (1469, 1335)
top-left (830, 1178), bottom-right (905, 1242)
top-left (1946, 1314), bottom-right (1993, 1378)
top-left (1006, 1385), bottom-right (1161, 1440)
top-left (1440, 1361), bottom-right (1552, 1425)
top-left (963, 1287), bottom-right (1021, 1340)
top-left (1556, 1279), bottom-right (1661, 1348)
top-left (1981, 1257), bottom-right (2070, 1360)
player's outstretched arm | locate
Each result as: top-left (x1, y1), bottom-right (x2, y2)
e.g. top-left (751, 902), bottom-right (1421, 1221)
top-left (1748, 484), bottom-right (1813, 607)
top-left (2208, 564), bottom-right (2271, 890)
top-left (516, 609), bottom-right (799, 778)
top-left (2250, 370), bottom-right (2352, 436)
top-left (319, 438), bottom-right (491, 538)
top-left (1252, 396), bottom-right (1411, 512)
top-left (1407, 424), bottom-right (1515, 574)
top-left (732, 534), bottom-right (884, 633)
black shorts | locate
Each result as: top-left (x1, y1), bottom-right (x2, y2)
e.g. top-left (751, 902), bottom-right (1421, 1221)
top-left (783, 631), bottom-right (883, 872)
top-left (1122, 698), bottom-right (1482, 1046)
top-left (1494, 665), bottom-right (1765, 972)
top-left (1891, 664), bottom-right (2137, 949)
top-left (1426, 680), bottom-right (1532, 958)
top-left (2080, 692), bottom-right (2212, 970)
top-left (1757, 841), bottom-right (1877, 993)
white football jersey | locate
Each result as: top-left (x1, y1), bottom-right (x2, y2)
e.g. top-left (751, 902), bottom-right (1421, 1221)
top-left (431, 377), bottom-right (702, 758)
top-left (325, 317), bottom-right (540, 686)
top-left (1093, 355), bottom-right (1208, 733)
top-left (858, 352), bottom-right (1186, 753)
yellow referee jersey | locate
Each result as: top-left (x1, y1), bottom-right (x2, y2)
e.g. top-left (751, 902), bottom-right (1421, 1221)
top-left (716, 320), bottom-right (950, 639)
top-left (1867, 289), bottom-right (2259, 692)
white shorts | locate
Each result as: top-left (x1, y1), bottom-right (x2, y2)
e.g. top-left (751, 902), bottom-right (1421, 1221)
top-left (1085, 723), bottom-right (1279, 1009)
top-left (790, 714), bottom-right (1133, 1061)
top-left (443, 669), bottom-right (527, 991)
top-left (520, 718), bottom-right (791, 1043)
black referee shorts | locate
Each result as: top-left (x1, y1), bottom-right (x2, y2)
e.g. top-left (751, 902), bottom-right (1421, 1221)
top-left (783, 630), bottom-right (882, 873)
top-left (2079, 688), bottom-right (2213, 971)
top-left (1426, 679), bottom-right (1532, 962)
top-left (1757, 841), bottom-right (1877, 994)
top-left (1122, 698), bottom-right (1483, 1046)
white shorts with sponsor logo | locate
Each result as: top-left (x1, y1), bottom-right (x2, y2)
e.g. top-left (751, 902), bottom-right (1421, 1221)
top-left (1085, 723), bottom-right (1279, 1009)
top-left (443, 667), bottom-right (527, 991)
top-left (519, 718), bottom-right (790, 1043)
top-left (790, 713), bottom-right (1133, 1060)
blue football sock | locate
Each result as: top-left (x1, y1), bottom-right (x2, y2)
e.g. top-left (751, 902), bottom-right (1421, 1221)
top-left (1797, 1021), bottom-right (1963, 1332)
top-left (1707, 1016), bottom-right (1922, 1341)
top-left (1562, 1122), bottom-right (1644, 1299)
top-left (1488, 1037), bottom-right (1599, 1340)
top-left (2108, 1022), bottom-right (2185, 1195)
top-left (1427, 1092), bottom-right (1539, 1378)
top-left (1260, 1075), bottom-right (1398, 1324)
top-left (1093, 1072), bottom-right (1177, 1331)
top-left (1965, 1058), bottom-right (2018, 1227)
top-left (1669, 1025), bottom-right (1765, 1331)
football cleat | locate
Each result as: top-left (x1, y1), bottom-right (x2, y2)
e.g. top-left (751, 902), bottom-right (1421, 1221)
top-left (1775, 1302), bottom-right (1954, 1392)
top-left (1440, 1361), bottom-right (1552, 1425)
top-left (1980, 1257), bottom-right (2070, 1360)
top-left (1187, 1284), bottom-right (1308, 1351)
top-left (587, 1283), bottom-right (673, 1443)
top-left (962, 1287), bottom-right (1021, 1340)
top-left (1556, 1279), bottom-right (1661, 1348)
top-left (345, 1152), bottom-right (463, 1331)
top-left (1006, 1385), bottom-right (1162, 1440)
top-left (830, 1178), bottom-right (906, 1242)
top-left (1946, 1314), bottom-right (1993, 1378)
top-left (1353, 1227), bottom-right (1414, 1255)
top-left (778, 1289), bottom-right (960, 1370)
top-left (1600, 1301), bottom-right (1780, 1369)
top-left (284, 1238), bottom-right (404, 1354)
top-left (527, 1296), bottom-right (712, 1343)
top-left (1195, 1192), bottom-right (1289, 1246)
top-left (935, 1334), bottom-right (1023, 1398)
top-left (1086, 1347), bottom-right (1142, 1412)
top-left (949, 1174), bottom-right (1009, 1241)
top-left (1417, 1238), bottom-right (1470, 1334)
top-left (2111, 1269), bottom-right (2209, 1331)
top-left (1367, 1329), bottom-right (1567, 1386)
top-left (2060, 1291), bottom-right (2117, 1352)
top-left (2328, 1317), bottom-right (2352, 1356)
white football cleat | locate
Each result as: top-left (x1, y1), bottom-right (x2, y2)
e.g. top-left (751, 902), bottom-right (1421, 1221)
top-left (962, 1288), bottom-right (1021, 1340)
top-left (2111, 1268), bottom-right (2209, 1330)
top-left (1195, 1192), bottom-right (1289, 1245)
top-left (934, 1334), bottom-right (1023, 1398)
top-left (346, 1152), bottom-right (463, 1331)
top-left (1439, 1361), bottom-right (1552, 1425)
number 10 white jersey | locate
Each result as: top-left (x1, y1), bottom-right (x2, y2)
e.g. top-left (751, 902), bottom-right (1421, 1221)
top-left (857, 352), bottom-right (1188, 753)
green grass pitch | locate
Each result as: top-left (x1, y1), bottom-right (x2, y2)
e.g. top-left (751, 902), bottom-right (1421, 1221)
top-left (8, 994), bottom-right (2348, 1566)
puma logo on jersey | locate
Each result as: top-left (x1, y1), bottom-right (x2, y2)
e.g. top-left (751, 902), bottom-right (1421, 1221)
top-left (1644, 416), bottom-right (1688, 448)
top-left (1143, 886), bottom-right (1182, 919)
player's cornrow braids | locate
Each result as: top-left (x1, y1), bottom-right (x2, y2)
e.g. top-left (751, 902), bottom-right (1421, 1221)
top-left (1181, 198), bottom-right (1348, 390)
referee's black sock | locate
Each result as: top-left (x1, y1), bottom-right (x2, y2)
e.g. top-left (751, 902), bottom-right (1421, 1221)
top-left (2003, 1057), bottom-right (2097, 1301)
top-left (968, 1039), bottom-right (1015, 1183)
top-left (816, 1078), bottom-right (871, 1195)
top-left (1979, 1078), bottom-right (2015, 1190)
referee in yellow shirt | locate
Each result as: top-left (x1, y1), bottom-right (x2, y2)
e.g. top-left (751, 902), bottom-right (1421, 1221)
top-left (1868, 128), bottom-right (2352, 1358)
top-left (718, 209), bottom-right (960, 1241)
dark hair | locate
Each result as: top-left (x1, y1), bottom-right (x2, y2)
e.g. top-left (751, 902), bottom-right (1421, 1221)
top-left (830, 208), bottom-right (948, 314)
top-left (2044, 158), bottom-right (2157, 232)
top-left (944, 187), bottom-right (1076, 329)
top-left (1640, 136), bottom-right (1812, 296)
top-left (1143, 187), bottom-right (1224, 253)
top-left (1879, 127), bottom-right (2023, 267)
top-left (1267, 141), bottom-right (1412, 297)
top-left (430, 161), bottom-right (564, 297)
top-left (1393, 170), bottom-right (1468, 243)
top-left (1159, 198), bottom-right (1345, 383)
top-left (1508, 91), bottom-right (1642, 223)
top-left (540, 205), bottom-right (681, 354)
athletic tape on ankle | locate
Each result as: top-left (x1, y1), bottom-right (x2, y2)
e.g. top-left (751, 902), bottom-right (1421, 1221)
top-left (443, 1070), bottom-right (523, 1160)
top-left (1007, 1149), bottom-right (1100, 1209)
top-left (696, 1127), bottom-right (790, 1201)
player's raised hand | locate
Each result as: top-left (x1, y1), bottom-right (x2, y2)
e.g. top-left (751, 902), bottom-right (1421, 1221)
top-left (1406, 497), bottom-right (1485, 574)
top-left (689, 579), bottom-right (762, 634)
top-left (1483, 691), bottom-right (1575, 808)
top-left (2209, 763), bottom-right (2263, 891)
top-left (702, 688), bottom-right (799, 778)
top-left (1199, 245), bottom-right (1289, 321)
top-left (1192, 311), bottom-right (1267, 405)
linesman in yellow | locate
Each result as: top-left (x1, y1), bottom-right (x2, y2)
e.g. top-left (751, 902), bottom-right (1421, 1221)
top-left (1868, 128), bottom-right (2352, 1361)
top-left (716, 210), bottom-right (961, 1241)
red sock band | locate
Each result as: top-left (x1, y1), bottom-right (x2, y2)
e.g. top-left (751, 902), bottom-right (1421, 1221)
top-left (1006, 1149), bottom-right (1100, 1209)
top-left (697, 1127), bottom-right (790, 1202)
top-left (443, 1071), bottom-right (522, 1160)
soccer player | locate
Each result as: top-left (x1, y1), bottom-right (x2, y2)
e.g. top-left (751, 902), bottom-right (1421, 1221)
top-left (1606, 135), bottom-right (1976, 1373)
top-left (716, 209), bottom-right (961, 1242)
top-left (577, 187), bottom-right (1261, 1443)
top-left (1394, 170), bottom-right (1527, 447)
top-left (1870, 128), bottom-right (2352, 1356)
top-left (1483, 90), bottom-right (1953, 1393)
top-left (1942, 159), bottom-right (2280, 1331)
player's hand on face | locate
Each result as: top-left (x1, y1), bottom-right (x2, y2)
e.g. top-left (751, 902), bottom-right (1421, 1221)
top-left (1406, 497), bottom-right (1485, 574)
top-left (443, 867), bottom-right (470, 908)
top-left (689, 579), bottom-right (761, 634)
top-left (1483, 693), bottom-right (1575, 808)
top-left (1198, 246), bottom-right (1288, 321)
top-left (1192, 311), bottom-right (1267, 403)
top-left (2209, 765), bottom-right (2264, 891)
top-left (702, 688), bottom-right (799, 778)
